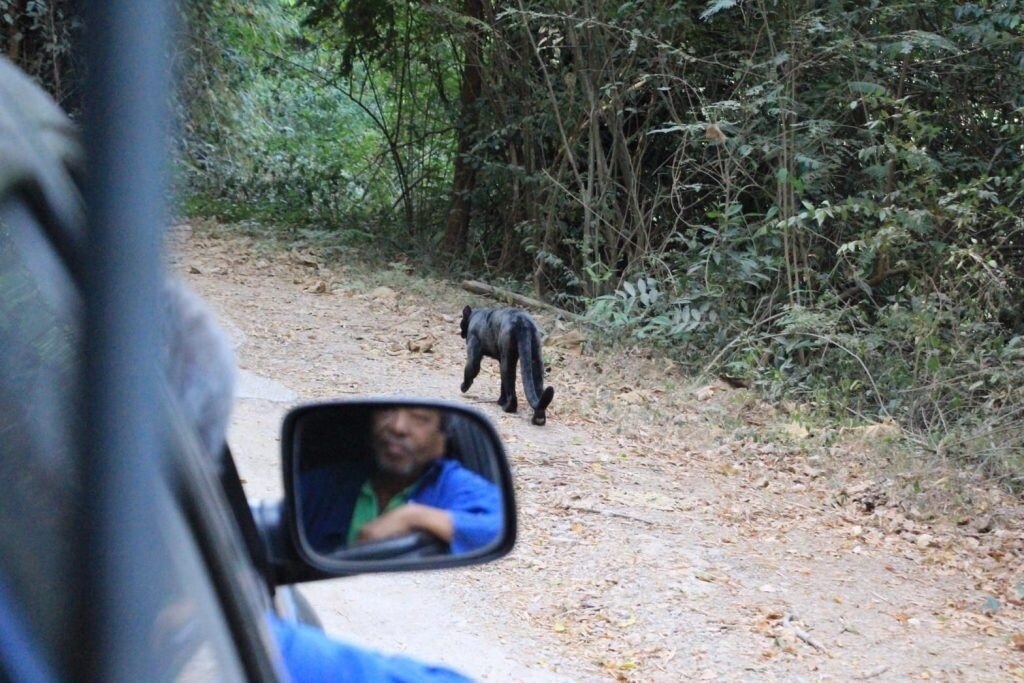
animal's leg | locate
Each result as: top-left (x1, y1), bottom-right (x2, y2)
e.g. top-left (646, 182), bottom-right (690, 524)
top-left (499, 345), bottom-right (518, 413)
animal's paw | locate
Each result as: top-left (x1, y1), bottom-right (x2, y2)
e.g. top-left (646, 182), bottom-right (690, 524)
top-left (502, 399), bottom-right (518, 413)
top-left (531, 412), bottom-right (547, 426)
top-left (460, 381), bottom-right (471, 393)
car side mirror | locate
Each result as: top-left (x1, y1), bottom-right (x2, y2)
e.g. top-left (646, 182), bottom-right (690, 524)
top-left (282, 398), bottom-right (516, 574)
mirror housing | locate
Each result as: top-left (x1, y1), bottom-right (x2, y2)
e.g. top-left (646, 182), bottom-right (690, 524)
top-left (280, 398), bottom-right (517, 577)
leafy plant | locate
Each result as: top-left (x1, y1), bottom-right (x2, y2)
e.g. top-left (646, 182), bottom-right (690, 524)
top-left (175, 0), bottom-right (1024, 489)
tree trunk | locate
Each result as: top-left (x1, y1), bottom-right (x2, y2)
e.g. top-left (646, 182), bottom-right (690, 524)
top-left (6, 1), bottom-right (27, 60)
top-left (441, 0), bottom-right (484, 260)
top-left (496, 141), bottom-right (520, 273)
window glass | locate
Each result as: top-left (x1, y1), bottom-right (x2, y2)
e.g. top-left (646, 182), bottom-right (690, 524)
top-left (0, 202), bottom-right (80, 673)
top-left (0, 203), bottom-right (245, 681)
top-left (147, 474), bottom-right (247, 683)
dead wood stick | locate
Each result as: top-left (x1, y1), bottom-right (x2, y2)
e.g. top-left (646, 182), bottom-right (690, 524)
top-left (854, 665), bottom-right (890, 680)
top-left (566, 504), bottom-right (659, 526)
top-left (782, 613), bottom-right (830, 656)
top-left (460, 280), bottom-right (578, 319)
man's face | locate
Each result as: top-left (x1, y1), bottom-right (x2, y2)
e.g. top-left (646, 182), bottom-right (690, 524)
top-left (370, 407), bottom-right (446, 479)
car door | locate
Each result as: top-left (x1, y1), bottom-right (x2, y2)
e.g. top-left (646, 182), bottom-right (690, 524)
top-left (0, 56), bottom-right (284, 681)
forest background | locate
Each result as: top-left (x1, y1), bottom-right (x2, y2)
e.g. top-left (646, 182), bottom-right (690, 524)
top-left (5, 0), bottom-right (1023, 491)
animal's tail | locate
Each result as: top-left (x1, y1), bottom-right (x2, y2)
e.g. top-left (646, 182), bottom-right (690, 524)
top-left (515, 318), bottom-right (554, 412)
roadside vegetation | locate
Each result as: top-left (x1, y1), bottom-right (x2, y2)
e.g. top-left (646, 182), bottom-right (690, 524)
top-left (7, 0), bottom-right (1024, 493)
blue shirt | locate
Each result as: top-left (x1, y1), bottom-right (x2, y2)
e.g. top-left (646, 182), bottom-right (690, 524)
top-left (301, 458), bottom-right (502, 555)
top-left (270, 613), bottom-right (474, 682)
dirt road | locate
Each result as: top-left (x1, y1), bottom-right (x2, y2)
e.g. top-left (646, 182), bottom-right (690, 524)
top-left (175, 224), bottom-right (1023, 682)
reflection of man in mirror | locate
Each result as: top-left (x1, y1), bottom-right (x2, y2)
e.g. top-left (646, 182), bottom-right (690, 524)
top-left (355, 408), bottom-right (453, 543)
top-left (304, 406), bottom-right (503, 555)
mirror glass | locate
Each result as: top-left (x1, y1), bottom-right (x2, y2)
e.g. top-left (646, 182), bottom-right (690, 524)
top-left (288, 401), bottom-right (511, 566)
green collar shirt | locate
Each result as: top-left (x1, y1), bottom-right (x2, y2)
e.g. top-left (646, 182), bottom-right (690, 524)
top-left (346, 480), bottom-right (414, 545)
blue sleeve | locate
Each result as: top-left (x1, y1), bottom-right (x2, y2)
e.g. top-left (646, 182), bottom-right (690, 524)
top-left (270, 614), bottom-right (474, 683)
top-left (414, 463), bottom-right (503, 554)
top-left (299, 465), bottom-right (362, 553)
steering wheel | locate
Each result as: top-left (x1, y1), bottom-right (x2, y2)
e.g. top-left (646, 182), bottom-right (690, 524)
top-left (324, 530), bottom-right (449, 562)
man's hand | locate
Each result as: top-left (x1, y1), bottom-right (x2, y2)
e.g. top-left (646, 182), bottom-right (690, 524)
top-left (357, 503), bottom-right (454, 544)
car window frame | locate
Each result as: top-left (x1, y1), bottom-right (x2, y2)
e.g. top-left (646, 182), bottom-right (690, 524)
top-left (161, 392), bottom-right (290, 682)
top-left (2, 127), bottom-right (295, 679)
top-left (2, 185), bottom-right (290, 681)
top-left (0, 193), bottom-right (82, 683)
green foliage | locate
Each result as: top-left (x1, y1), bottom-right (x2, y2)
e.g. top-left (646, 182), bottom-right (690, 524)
top-left (299, 0), bottom-right (398, 74)
top-left (177, 0), bottom-right (457, 242)
top-left (181, 0), bottom-right (1024, 488)
top-left (0, 0), bottom-right (81, 110)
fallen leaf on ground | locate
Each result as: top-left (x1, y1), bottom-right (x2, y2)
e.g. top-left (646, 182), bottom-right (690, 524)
top-left (618, 390), bottom-right (646, 405)
top-left (370, 286), bottom-right (397, 302)
top-left (407, 335), bottom-right (436, 353)
top-left (694, 385), bottom-right (717, 401)
top-left (783, 422), bottom-right (810, 439)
